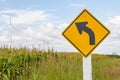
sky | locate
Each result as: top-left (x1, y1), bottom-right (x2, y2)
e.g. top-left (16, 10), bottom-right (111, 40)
top-left (0, 0), bottom-right (120, 55)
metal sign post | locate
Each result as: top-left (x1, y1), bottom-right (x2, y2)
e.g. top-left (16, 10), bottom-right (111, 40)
top-left (83, 54), bottom-right (92, 80)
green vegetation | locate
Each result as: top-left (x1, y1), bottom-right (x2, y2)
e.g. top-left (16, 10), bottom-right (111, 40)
top-left (0, 48), bottom-right (120, 80)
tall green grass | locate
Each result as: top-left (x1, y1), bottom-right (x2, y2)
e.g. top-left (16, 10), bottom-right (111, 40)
top-left (0, 48), bottom-right (51, 80)
top-left (0, 48), bottom-right (120, 80)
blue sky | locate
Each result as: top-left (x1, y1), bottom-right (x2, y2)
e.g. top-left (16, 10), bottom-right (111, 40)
top-left (0, 0), bottom-right (120, 55)
top-left (1, 0), bottom-right (120, 22)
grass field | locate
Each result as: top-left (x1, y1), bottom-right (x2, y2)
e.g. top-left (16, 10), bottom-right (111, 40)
top-left (0, 48), bottom-right (120, 80)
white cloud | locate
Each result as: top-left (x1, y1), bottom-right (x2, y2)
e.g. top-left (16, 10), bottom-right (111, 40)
top-left (106, 16), bottom-right (120, 40)
top-left (1, 8), bottom-right (120, 55)
top-left (107, 16), bottom-right (120, 25)
top-left (13, 10), bottom-right (47, 24)
top-left (0, 9), bottom-right (48, 25)
top-left (0, 9), bottom-right (69, 51)
top-left (94, 16), bottom-right (120, 55)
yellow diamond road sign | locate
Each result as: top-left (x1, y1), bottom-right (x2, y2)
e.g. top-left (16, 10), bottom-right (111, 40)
top-left (62, 9), bottom-right (110, 57)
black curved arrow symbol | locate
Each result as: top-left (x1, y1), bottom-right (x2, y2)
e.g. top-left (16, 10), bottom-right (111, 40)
top-left (75, 22), bottom-right (95, 45)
